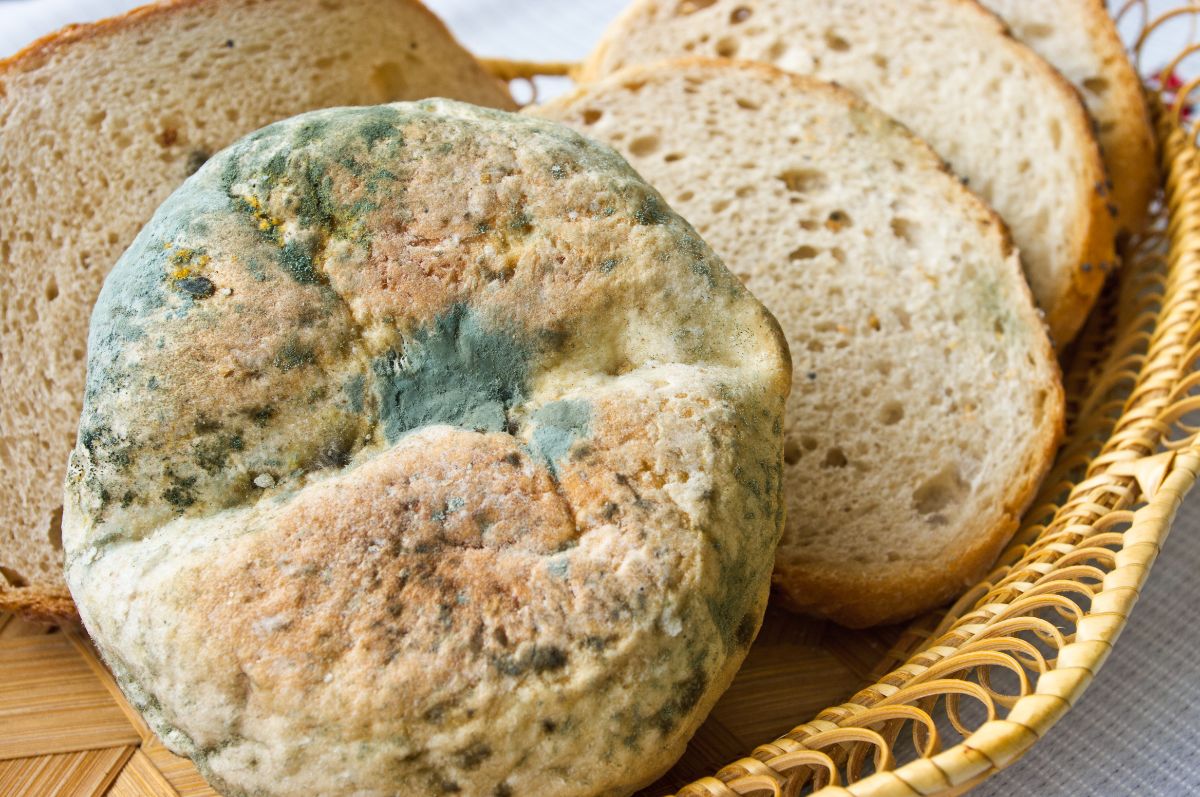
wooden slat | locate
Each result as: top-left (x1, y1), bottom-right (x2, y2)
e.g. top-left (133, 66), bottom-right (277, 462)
top-left (0, 634), bottom-right (139, 759)
top-left (65, 631), bottom-right (157, 745)
top-left (708, 646), bottom-right (863, 744)
top-left (0, 746), bottom-right (133, 797)
top-left (141, 742), bottom-right (221, 797)
top-left (105, 749), bottom-right (179, 797)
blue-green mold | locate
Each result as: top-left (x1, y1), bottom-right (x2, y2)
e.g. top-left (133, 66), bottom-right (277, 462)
top-left (531, 399), bottom-right (591, 476)
top-left (372, 304), bottom-right (533, 443)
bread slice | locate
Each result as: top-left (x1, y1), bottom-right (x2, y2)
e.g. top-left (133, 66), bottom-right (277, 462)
top-left (0, 0), bottom-right (513, 621)
top-left (535, 59), bottom-right (1065, 627)
top-left (581, 0), bottom-right (1116, 345)
top-left (981, 0), bottom-right (1156, 238)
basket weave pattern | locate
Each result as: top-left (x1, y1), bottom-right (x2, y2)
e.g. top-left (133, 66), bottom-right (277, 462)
top-left (2, 4), bottom-right (1200, 796)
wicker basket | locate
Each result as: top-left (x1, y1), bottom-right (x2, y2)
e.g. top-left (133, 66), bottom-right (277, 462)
top-left (3, 3), bottom-right (1200, 796)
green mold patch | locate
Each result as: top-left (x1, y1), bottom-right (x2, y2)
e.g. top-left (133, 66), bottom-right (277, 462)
top-left (531, 400), bottom-right (591, 477)
top-left (278, 240), bottom-right (321, 284)
top-left (634, 194), bottom-right (669, 226)
top-left (372, 304), bottom-right (534, 443)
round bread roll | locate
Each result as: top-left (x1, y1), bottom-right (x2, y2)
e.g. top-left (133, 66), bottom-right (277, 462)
top-left (62, 101), bottom-right (790, 796)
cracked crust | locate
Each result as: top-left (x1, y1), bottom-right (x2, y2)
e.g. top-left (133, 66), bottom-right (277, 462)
top-left (62, 101), bottom-right (791, 796)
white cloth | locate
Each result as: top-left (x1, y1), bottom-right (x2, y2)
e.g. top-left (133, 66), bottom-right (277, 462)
top-left (1, 2), bottom-right (1197, 795)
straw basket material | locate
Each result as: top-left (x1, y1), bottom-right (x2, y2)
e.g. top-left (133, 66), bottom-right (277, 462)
top-left (3, 2), bottom-right (1200, 796)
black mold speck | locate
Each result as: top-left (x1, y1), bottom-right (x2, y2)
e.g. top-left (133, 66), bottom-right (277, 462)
top-left (177, 276), bottom-right (215, 298)
top-left (508, 210), bottom-right (533, 233)
top-left (279, 240), bottom-right (321, 284)
top-left (296, 120), bottom-right (329, 146)
top-left (273, 340), bottom-right (316, 372)
top-left (735, 611), bottom-right (757, 648)
top-left (455, 742), bottom-right (492, 770)
top-left (247, 405), bottom-right (275, 426)
top-left (635, 194), bottom-right (668, 225)
top-left (652, 665), bottom-right (708, 735)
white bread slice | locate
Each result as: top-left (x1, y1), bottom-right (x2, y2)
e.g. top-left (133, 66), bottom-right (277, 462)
top-left (0, 0), bottom-right (513, 620)
top-left (535, 59), bottom-right (1064, 627)
top-left (581, 0), bottom-right (1116, 345)
top-left (981, 0), bottom-right (1156, 238)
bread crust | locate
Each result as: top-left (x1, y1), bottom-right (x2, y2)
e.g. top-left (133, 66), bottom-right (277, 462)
top-left (0, 584), bottom-right (78, 627)
top-left (579, 0), bottom-right (1116, 346)
top-left (982, 0), bottom-right (1156, 240)
top-left (63, 100), bottom-right (790, 796)
top-left (537, 58), bottom-right (1065, 628)
top-left (0, 0), bottom-right (517, 621)
top-left (0, 0), bottom-right (512, 105)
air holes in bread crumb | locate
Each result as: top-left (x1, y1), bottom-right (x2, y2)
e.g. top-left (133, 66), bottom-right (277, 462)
top-left (777, 168), bottom-right (825, 193)
top-left (1049, 118), bottom-right (1063, 149)
top-left (826, 210), bottom-right (851, 231)
top-left (784, 439), bottom-right (802, 465)
top-left (890, 217), bottom-right (915, 245)
top-left (912, 464), bottom-right (968, 523)
top-left (1083, 76), bottom-right (1109, 95)
top-left (767, 40), bottom-right (787, 60)
top-left (872, 54), bottom-right (889, 69)
top-left (44, 277), bottom-right (59, 302)
top-left (715, 37), bottom-right (739, 57)
top-left (880, 402), bottom-right (904, 425)
top-left (46, 507), bottom-right (63, 551)
top-left (581, 109), bottom-right (603, 125)
top-left (622, 79), bottom-right (648, 93)
top-left (789, 245), bottom-right (818, 261)
top-left (677, 0), bottom-right (717, 13)
top-left (822, 447), bottom-right (848, 468)
top-left (731, 6), bottom-right (751, 23)
top-left (678, 190), bottom-right (695, 202)
top-left (712, 198), bottom-right (731, 213)
top-left (630, 135), bottom-right (660, 156)
top-left (0, 566), bottom-right (28, 588)
top-left (1023, 22), bottom-right (1055, 39)
top-left (736, 97), bottom-right (760, 111)
top-left (823, 30), bottom-right (851, 51)
top-left (736, 185), bottom-right (754, 198)
top-left (664, 152), bottom-right (685, 162)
